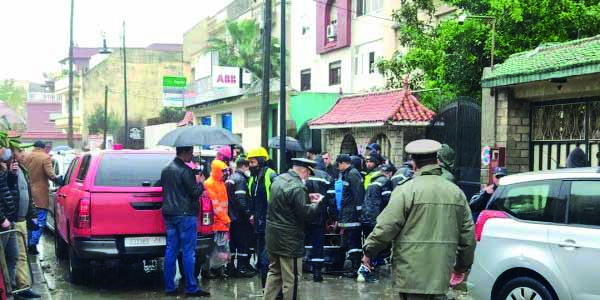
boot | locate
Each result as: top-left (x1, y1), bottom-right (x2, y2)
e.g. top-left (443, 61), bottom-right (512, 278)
top-left (236, 256), bottom-right (257, 278)
top-left (344, 256), bottom-right (360, 278)
top-left (225, 262), bottom-right (236, 277)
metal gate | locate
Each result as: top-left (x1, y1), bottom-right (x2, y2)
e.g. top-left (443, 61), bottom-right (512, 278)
top-left (426, 97), bottom-right (482, 198)
top-left (530, 98), bottom-right (600, 170)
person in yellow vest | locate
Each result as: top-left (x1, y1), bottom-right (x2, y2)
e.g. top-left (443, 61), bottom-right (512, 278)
top-left (247, 147), bottom-right (278, 289)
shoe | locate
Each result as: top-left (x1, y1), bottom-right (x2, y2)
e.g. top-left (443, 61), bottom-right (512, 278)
top-left (165, 291), bottom-right (179, 297)
top-left (15, 289), bottom-right (41, 298)
top-left (28, 245), bottom-right (39, 256)
top-left (185, 288), bottom-right (211, 297)
top-left (236, 265), bottom-right (257, 278)
top-left (225, 263), bottom-right (236, 277)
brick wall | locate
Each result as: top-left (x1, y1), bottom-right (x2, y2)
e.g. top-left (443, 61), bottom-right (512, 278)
top-left (321, 125), bottom-right (426, 164)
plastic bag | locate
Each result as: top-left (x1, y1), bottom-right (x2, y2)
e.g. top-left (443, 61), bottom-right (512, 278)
top-left (209, 231), bottom-right (231, 268)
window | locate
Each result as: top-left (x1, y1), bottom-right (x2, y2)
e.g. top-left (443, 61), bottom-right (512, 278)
top-left (221, 113), bottom-right (232, 132)
top-left (76, 155), bottom-right (91, 181)
top-left (369, 52), bottom-right (376, 73)
top-left (329, 61), bottom-right (341, 86)
top-left (301, 69), bottom-right (311, 91)
top-left (200, 116), bottom-right (211, 126)
top-left (356, 0), bottom-right (383, 17)
top-left (569, 181), bottom-right (600, 226)
top-left (63, 158), bottom-right (79, 186)
top-left (496, 181), bottom-right (558, 222)
top-left (245, 107), bottom-right (260, 127)
top-left (95, 153), bottom-right (173, 187)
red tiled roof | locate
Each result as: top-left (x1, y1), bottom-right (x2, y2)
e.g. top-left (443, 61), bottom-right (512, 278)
top-left (310, 89), bottom-right (435, 128)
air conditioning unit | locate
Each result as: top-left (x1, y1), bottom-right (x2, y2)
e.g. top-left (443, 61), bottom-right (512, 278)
top-left (327, 24), bottom-right (337, 40)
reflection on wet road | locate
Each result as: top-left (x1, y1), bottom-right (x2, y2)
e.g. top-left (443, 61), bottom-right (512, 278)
top-left (40, 234), bottom-right (470, 300)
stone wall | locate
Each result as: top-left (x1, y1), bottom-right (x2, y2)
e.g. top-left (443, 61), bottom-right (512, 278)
top-left (321, 125), bottom-right (426, 164)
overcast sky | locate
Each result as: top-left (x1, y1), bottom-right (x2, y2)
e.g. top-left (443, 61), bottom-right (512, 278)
top-left (0, 0), bottom-right (232, 83)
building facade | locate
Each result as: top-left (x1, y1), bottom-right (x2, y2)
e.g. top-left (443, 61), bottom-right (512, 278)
top-left (480, 35), bottom-right (600, 182)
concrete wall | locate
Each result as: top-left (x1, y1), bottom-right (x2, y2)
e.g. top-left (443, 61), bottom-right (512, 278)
top-left (321, 125), bottom-right (424, 164)
top-left (144, 122), bottom-right (177, 149)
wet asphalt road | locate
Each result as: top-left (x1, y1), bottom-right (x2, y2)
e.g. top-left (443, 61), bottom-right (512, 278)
top-left (38, 233), bottom-right (471, 300)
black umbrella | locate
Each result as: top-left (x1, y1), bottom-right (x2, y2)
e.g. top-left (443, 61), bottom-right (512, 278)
top-left (158, 125), bottom-right (241, 147)
top-left (268, 136), bottom-right (305, 152)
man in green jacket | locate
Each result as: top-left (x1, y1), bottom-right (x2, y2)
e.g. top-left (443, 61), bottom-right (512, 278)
top-left (363, 139), bottom-right (476, 300)
top-left (264, 158), bottom-right (323, 300)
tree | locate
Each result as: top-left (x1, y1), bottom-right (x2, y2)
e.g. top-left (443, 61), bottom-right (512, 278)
top-left (207, 19), bottom-right (281, 79)
top-left (378, 0), bottom-right (600, 110)
top-left (0, 79), bottom-right (27, 113)
top-left (86, 106), bottom-right (120, 136)
top-left (159, 107), bottom-right (186, 123)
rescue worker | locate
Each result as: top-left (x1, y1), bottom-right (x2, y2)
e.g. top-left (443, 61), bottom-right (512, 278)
top-left (363, 153), bottom-right (384, 190)
top-left (247, 147), bottom-right (278, 288)
top-left (204, 160), bottom-right (231, 279)
top-left (335, 154), bottom-right (365, 278)
top-left (225, 156), bottom-right (256, 278)
top-left (304, 168), bottom-right (334, 282)
top-left (264, 158), bottom-right (323, 300)
top-left (438, 144), bottom-right (457, 183)
top-left (362, 140), bottom-right (476, 300)
top-left (391, 160), bottom-right (414, 187)
top-left (358, 162), bottom-right (393, 283)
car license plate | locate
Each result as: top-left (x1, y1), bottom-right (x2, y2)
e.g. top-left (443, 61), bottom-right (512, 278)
top-left (124, 236), bottom-right (166, 247)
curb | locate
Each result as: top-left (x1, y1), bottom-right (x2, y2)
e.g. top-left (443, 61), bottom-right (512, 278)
top-left (30, 256), bottom-right (53, 299)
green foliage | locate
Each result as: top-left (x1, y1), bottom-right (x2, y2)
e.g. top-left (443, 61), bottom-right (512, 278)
top-left (378, 0), bottom-right (600, 110)
top-left (0, 79), bottom-right (27, 113)
top-left (86, 106), bottom-right (121, 136)
top-left (207, 19), bottom-right (281, 80)
top-left (159, 107), bottom-right (186, 123)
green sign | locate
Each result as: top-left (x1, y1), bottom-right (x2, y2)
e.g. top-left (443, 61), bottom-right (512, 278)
top-left (163, 76), bottom-right (187, 88)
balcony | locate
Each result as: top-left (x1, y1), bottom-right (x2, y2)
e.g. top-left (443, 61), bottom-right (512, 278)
top-left (54, 75), bottom-right (81, 93)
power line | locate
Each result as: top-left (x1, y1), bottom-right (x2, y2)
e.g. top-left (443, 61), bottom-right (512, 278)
top-left (308, 0), bottom-right (397, 23)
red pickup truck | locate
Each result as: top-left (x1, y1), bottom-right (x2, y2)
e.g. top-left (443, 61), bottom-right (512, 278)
top-left (54, 150), bottom-right (214, 283)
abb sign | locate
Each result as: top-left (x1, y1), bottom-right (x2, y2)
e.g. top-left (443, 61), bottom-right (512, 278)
top-left (212, 66), bottom-right (242, 88)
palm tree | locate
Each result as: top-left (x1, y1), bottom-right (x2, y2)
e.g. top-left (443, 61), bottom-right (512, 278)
top-left (207, 19), bottom-right (281, 80)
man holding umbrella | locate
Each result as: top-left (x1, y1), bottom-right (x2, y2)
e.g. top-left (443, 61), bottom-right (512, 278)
top-left (247, 147), bottom-right (278, 288)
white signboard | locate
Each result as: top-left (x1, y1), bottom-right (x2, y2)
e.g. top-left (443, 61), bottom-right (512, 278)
top-left (212, 66), bottom-right (241, 88)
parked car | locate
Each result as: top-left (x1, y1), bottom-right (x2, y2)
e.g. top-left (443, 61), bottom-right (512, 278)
top-left (54, 149), bottom-right (215, 283)
top-left (470, 168), bottom-right (600, 300)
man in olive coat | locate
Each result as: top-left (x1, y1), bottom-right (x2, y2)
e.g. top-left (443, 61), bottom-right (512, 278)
top-left (362, 140), bottom-right (476, 300)
top-left (264, 158), bottom-right (323, 300)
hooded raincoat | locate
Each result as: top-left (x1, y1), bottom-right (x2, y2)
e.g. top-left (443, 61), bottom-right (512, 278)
top-left (204, 160), bottom-right (231, 232)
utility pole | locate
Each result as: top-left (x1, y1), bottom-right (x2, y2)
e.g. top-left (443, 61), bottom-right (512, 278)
top-left (278, 0), bottom-right (287, 173)
top-left (122, 21), bottom-right (129, 148)
top-left (260, 0), bottom-right (272, 148)
top-left (103, 85), bottom-right (108, 150)
top-left (67, 0), bottom-right (75, 148)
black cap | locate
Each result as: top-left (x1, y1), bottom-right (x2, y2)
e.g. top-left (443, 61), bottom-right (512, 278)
top-left (336, 154), bottom-right (352, 164)
top-left (291, 158), bottom-right (317, 175)
top-left (33, 140), bottom-right (46, 149)
top-left (380, 164), bottom-right (396, 173)
top-left (494, 167), bottom-right (508, 178)
top-left (367, 143), bottom-right (381, 152)
top-left (366, 153), bottom-right (384, 165)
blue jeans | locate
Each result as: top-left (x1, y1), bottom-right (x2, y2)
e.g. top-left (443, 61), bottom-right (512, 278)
top-left (28, 209), bottom-right (47, 247)
top-left (163, 215), bottom-right (199, 293)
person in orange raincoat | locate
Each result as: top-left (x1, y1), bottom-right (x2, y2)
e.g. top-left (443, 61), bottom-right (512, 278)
top-left (204, 160), bottom-right (231, 279)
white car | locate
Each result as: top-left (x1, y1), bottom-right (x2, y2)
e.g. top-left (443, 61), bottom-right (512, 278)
top-left (470, 168), bottom-right (600, 300)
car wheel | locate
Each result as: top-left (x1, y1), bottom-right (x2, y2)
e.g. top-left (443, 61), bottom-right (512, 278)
top-left (497, 276), bottom-right (555, 300)
top-left (68, 247), bottom-right (87, 284)
top-left (54, 231), bottom-right (68, 260)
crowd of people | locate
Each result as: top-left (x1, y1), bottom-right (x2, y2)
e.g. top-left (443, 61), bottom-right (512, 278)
top-left (0, 140), bottom-right (58, 299)
top-left (160, 139), bottom-right (478, 299)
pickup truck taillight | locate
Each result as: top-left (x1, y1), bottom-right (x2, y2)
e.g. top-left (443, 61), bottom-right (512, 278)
top-left (75, 197), bottom-right (91, 229)
top-left (475, 210), bottom-right (508, 241)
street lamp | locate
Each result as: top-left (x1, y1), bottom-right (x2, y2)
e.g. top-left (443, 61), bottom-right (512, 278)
top-left (98, 36), bottom-right (112, 149)
top-left (458, 13), bottom-right (496, 69)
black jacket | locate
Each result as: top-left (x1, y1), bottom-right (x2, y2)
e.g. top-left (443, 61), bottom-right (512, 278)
top-left (226, 169), bottom-right (251, 222)
top-left (305, 169), bottom-right (334, 225)
top-left (249, 167), bottom-right (278, 234)
top-left (159, 158), bottom-right (203, 216)
top-left (361, 171), bottom-right (392, 225)
top-left (469, 185), bottom-right (496, 221)
top-left (0, 170), bottom-right (18, 222)
top-left (339, 166), bottom-right (364, 227)
top-left (7, 165), bottom-right (36, 222)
